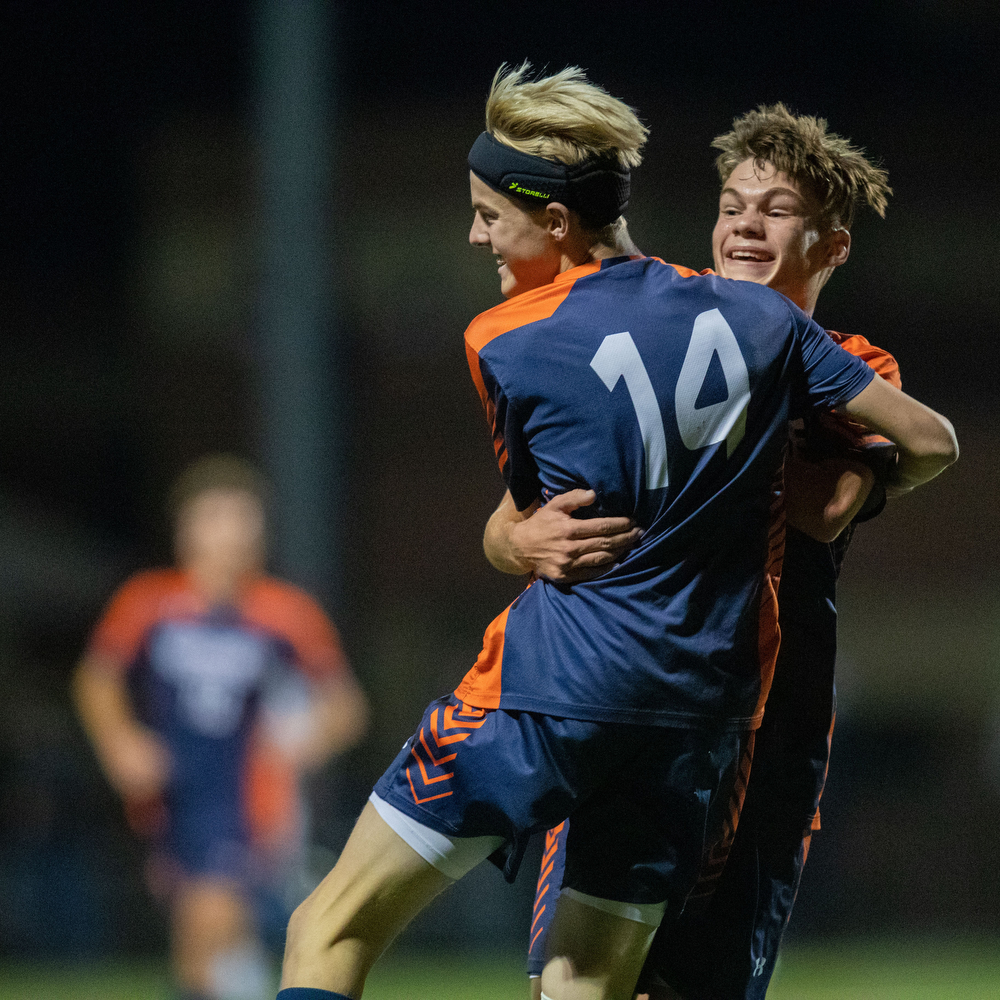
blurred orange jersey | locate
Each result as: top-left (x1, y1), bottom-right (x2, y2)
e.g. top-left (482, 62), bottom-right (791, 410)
top-left (89, 568), bottom-right (349, 851)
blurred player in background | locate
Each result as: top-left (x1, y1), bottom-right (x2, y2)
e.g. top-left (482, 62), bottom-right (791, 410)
top-left (491, 105), bottom-right (903, 999)
top-left (73, 454), bottom-right (369, 1000)
top-left (275, 66), bottom-right (955, 1000)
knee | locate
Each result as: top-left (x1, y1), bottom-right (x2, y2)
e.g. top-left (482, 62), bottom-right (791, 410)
top-left (285, 892), bottom-right (318, 949)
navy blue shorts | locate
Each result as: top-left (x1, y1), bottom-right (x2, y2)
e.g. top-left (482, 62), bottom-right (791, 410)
top-left (638, 697), bottom-right (828, 1000)
top-left (374, 694), bottom-right (750, 910)
top-left (164, 796), bottom-right (253, 883)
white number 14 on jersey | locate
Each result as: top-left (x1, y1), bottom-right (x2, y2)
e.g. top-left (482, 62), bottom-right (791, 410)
top-left (590, 308), bottom-right (751, 490)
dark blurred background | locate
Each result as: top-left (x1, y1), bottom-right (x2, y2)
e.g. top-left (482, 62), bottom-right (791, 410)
top-left (1, 0), bottom-right (997, 962)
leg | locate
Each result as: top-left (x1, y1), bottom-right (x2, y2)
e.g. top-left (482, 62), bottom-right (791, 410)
top-left (540, 892), bottom-right (658, 1000)
top-left (171, 876), bottom-right (266, 999)
top-left (280, 802), bottom-right (453, 996)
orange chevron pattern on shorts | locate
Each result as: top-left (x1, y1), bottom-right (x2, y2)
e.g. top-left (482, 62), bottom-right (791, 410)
top-left (684, 732), bottom-right (755, 912)
top-left (529, 821), bottom-right (566, 957)
top-left (406, 702), bottom-right (491, 805)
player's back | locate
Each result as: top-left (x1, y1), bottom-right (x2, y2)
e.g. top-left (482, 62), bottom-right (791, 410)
top-left (459, 256), bottom-right (873, 731)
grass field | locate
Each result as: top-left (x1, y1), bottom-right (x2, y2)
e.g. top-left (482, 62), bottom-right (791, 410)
top-left (2, 939), bottom-right (999, 999)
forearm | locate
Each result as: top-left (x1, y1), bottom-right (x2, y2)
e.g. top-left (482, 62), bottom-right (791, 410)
top-left (483, 492), bottom-right (536, 575)
top-left (838, 379), bottom-right (958, 495)
top-left (72, 655), bottom-right (169, 798)
top-left (297, 677), bottom-right (370, 770)
top-left (784, 454), bottom-right (875, 543)
top-left (72, 659), bottom-right (139, 769)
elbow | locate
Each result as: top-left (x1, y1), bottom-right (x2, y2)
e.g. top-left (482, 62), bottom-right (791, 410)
top-left (807, 524), bottom-right (842, 545)
top-left (806, 504), bottom-right (852, 543)
top-left (941, 420), bottom-right (960, 467)
top-left (921, 417), bottom-right (959, 469)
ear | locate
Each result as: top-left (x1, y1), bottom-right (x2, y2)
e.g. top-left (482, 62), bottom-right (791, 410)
top-left (544, 201), bottom-right (572, 242)
top-left (825, 228), bottom-right (851, 269)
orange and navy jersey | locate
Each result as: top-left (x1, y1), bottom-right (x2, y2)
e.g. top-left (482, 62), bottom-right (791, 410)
top-left (90, 568), bottom-right (347, 681)
top-left (818, 331), bottom-right (901, 448)
top-left (456, 256), bottom-right (875, 730)
top-left (88, 568), bottom-right (348, 845)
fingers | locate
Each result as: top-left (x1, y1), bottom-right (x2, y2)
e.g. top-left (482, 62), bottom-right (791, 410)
top-left (565, 517), bottom-right (638, 540)
top-left (543, 490), bottom-right (637, 538)
top-left (567, 526), bottom-right (643, 554)
top-left (537, 527), bottom-right (643, 583)
top-left (560, 551), bottom-right (624, 582)
top-left (544, 488), bottom-right (598, 513)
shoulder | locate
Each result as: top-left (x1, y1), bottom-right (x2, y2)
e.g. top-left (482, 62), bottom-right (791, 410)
top-left (658, 261), bottom-right (797, 316)
top-left (90, 567), bottom-right (186, 655)
top-left (644, 258), bottom-right (710, 280)
top-left (464, 274), bottom-right (593, 355)
top-left (245, 575), bottom-right (326, 620)
top-left (245, 576), bottom-right (345, 673)
top-left (825, 330), bottom-right (901, 387)
top-left (244, 576), bottom-right (339, 642)
top-left (107, 567), bottom-right (186, 611)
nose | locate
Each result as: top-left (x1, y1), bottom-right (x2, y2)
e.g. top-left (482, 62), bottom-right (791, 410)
top-left (732, 208), bottom-right (764, 238)
top-left (469, 212), bottom-right (490, 247)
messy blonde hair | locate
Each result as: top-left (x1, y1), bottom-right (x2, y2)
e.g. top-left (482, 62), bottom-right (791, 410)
top-left (712, 103), bottom-right (891, 230)
top-left (485, 62), bottom-right (648, 169)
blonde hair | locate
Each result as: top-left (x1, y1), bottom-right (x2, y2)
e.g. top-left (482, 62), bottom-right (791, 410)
top-left (485, 62), bottom-right (648, 169)
top-left (712, 103), bottom-right (891, 230)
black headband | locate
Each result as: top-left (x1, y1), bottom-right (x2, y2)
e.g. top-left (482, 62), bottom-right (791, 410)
top-left (468, 131), bottom-right (630, 228)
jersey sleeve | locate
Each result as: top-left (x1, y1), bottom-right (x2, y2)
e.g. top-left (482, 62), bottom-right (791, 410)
top-left (814, 331), bottom-right (902, 449)
top-left (249, 581), bottom-right (349, 682)
top-left (87, 571), bottom-right (166, 671)
top-left (828, 331), bottom-right (901, 389)
top-left (797, 330), bottom-right (902, 524)
top-left (795, 311), bottom-right (876, 411)
top-left (466, 340), bottom-right (541, 511)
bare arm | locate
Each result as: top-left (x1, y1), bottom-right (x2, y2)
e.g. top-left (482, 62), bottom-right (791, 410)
top-left (72, 653), bottom-right (170, 800)
top-left (283, 673), bottom-right (370, 773)
top-left (837, 377), bottom-right (958, 495)
top-left (483, 489), bottom-right (642, 584)
top-left (784, 451), bottom-right (875, 543)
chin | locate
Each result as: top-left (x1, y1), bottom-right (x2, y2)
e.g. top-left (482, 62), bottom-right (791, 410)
top-left (724, 265), bottom-right (776, 286)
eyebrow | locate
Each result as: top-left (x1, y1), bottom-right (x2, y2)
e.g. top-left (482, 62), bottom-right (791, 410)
top-left (720, 186), bottom-right (805, 202)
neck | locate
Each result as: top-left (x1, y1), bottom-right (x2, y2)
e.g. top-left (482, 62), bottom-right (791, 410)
top-left (592, 235), bottom-right (641, 260)
top-left (559, 219), bottom-right (641, 273)
top-left (800, 265), bottom-right (836, 317)
top-left (185, 560), bottom-right (251, 604)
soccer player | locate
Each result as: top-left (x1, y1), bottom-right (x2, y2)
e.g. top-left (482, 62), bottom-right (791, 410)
top-left (491, 106), bottom-right (906, 999)
top-left (276, 67), bottom-right (955, 1000)
top-left (73, 454), bottom-right (369, 1000)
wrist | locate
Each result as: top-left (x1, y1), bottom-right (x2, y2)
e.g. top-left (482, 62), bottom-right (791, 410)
top-left (504, 520), bottom-right (536, 574)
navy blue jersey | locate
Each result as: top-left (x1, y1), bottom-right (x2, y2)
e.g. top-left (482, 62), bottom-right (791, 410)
top-left (88, 568), bottom-right (350, 858)
top-left (456, 257), bottom-right (874, 729)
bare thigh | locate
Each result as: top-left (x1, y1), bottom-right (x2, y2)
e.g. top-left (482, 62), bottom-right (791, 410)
top-left (280, 801), bottom-right (454, 995)
top-left (541, 893), bottom-right (657, 1000)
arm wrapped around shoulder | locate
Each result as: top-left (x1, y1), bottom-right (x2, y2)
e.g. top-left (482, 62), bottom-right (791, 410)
top-left (837, 377), bottom-right (958, 497)
top-left (797, 412), bottom-right (898, 523)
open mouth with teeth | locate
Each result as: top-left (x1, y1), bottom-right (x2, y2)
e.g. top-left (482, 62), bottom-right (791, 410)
top-left (728, 248), bottom-right (775, 262)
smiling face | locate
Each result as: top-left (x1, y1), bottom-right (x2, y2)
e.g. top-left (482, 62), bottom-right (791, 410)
top-left (712, 157), bottom-right (849, 315)
top-left (469, 172), bottom-right (565, 298)
top-left (175, 487), bottom-right (265, 581)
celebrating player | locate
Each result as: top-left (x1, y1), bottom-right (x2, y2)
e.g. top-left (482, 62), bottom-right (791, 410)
top-left (495, 105), bottom-right (907, 999)
top-left (73, 454), bottom-right (369, 1000)
top-left (276, 67), bottom-right (956, 1000)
